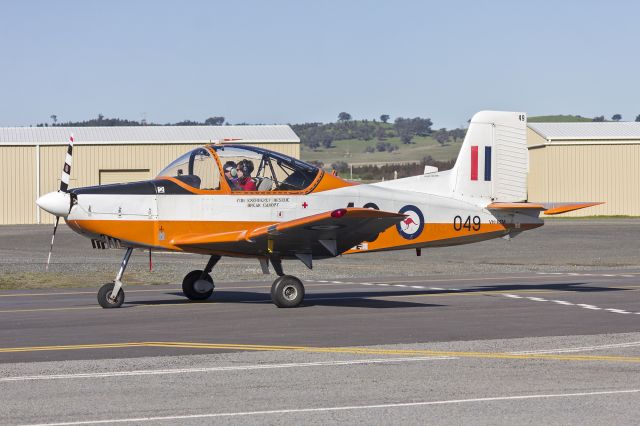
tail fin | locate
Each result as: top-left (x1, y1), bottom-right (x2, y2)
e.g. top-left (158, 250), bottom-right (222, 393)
top-left (452, 111), bottom-right (528, 202)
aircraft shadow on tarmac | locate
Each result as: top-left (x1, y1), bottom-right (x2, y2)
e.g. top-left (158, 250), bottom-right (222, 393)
top-left (126, 289), bottom-right (444, 309)
top-left (124, 281), bottom-right (626, 309)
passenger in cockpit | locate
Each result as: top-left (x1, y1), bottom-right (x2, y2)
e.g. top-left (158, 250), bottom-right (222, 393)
top-left (236, 159), bottom-right (257, 191)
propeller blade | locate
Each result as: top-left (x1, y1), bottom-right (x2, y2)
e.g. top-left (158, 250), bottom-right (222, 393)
top-left (59, 135), bottom-right (74, 192)
top-left (46, 216), bottom-right (60, 271)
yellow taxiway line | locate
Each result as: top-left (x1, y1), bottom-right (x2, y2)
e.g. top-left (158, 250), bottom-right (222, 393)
top-left (1, 341), bottom-right (640, 363)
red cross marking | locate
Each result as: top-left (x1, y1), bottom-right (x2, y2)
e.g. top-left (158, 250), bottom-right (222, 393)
top-left (302, 202), bottom-right (308, 208)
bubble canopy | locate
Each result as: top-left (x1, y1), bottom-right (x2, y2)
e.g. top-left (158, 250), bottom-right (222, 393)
top-left (157, 145), bottom-right (320, 191)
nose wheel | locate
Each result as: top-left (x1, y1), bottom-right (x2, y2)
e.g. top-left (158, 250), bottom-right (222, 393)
top-left (97, 247), bottom-right (132, 309)
top-left (97, 282), bottom-right (125, 308)
top-left (271, 275), bottom-right (305, 308)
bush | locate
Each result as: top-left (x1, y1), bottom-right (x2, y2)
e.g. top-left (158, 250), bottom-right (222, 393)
top-left (331, 161), bottom-right (349, 173)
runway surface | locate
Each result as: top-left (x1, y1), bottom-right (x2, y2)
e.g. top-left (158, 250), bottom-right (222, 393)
top-left (2, 269), bottom-right (640, 424)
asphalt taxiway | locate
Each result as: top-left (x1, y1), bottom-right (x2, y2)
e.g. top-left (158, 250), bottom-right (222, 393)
top-left (1, 270), bottom-right (640, 424)
top-left (1, 270), bottom-right (640, 362)
top-left (1, 221), bottom-right (639, 424)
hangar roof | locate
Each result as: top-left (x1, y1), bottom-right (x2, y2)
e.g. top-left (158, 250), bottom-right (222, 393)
top-left (0, 125), bottom-right (300, 146)
top-left (528, 122), bottom-right (640, 141)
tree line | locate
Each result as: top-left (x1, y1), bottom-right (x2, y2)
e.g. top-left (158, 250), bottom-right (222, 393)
top-left (38, 114), bottom-right (226, 127)
top-left (593, 114), bottom-right (640, 122)
top-left (292, 113), bottom-right (467, 151)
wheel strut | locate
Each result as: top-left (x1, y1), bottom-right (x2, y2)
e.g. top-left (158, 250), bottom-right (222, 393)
top-left (201, 255), bottom-right (221, 279)
top-left (110, 247), bottom-right (133, 302)
top-left (270, 258), bottom-right (284, 276)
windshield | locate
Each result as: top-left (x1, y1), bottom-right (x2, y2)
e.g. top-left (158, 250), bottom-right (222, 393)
top-left (214, 145), bottom-right (320, 191)
top-left (156, 148), bottom-right (220, 190)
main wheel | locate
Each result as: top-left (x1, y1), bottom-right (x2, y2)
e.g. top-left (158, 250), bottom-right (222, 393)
top-left (271, 275), bottom-right (305, 308)
top-left (97, 283), bottom-right (125, 308)
top-left (182, 270), bottom-right (214, 301)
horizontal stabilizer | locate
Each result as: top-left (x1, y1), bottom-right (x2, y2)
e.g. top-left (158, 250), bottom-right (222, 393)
top-left (486, 202), bottom-right (603, 215)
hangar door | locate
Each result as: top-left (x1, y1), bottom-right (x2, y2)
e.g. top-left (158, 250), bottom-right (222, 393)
top-left (99, 169), bottom-right (151, 185)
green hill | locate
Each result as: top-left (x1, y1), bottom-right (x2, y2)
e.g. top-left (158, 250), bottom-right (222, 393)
top-left (528, 115), bottom-right (592, 123)
top-left (301, 136), bottom-right (462, 166)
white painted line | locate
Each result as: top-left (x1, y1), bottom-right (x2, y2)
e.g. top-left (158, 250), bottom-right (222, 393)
top-left (552, 300), bottom-right (574, 305)
top-left (503, 294), bottom-right (523, 299)
top-left (361, 283), bottom-right (374, 286)
top-left (411, 286), bottom-right (425, 289)
top-left (25, 389), bottom-right (640, 425)
top-left (511, 341), bottom-right (640, 355)
top-left (576, 304), bottom-right (601, 310)
top-left (377, 284), bottom-right (390, 287)
top-left (430, 287), bottom-right (445, 290)
top-left (394, 284), bottom-right (407, 288)
top-left (0, 357), bottom-right (452, 383)
top-left (605, 308), bottom-right (631, 314)
top-left (526, 297), bottom-right (547, 302)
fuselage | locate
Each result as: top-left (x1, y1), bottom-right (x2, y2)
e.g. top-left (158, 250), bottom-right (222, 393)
top-left (64, 171), bottom-right (543, 257)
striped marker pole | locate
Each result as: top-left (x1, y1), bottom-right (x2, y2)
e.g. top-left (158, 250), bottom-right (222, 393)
top-left (60, 135), bottom-right (74, 192)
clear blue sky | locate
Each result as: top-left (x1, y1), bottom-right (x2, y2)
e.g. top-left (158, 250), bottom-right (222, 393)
top-left (1, 0), bottom-right (638, 128)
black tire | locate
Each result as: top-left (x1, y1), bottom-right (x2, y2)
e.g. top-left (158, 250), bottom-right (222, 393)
top-left (97, 283), bottom-right (125, 308)
top-left (182, 270), bottom-right (214, 301)
top-left (271, 275), bottom-right (305, 308)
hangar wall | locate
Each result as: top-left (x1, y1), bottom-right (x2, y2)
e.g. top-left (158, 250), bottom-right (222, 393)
top-left (0, 146), bottom-right (36, 224)
top-left (527, 126), bottom-right (640, 217)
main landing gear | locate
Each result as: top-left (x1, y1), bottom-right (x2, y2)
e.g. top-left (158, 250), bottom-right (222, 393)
top-left (180, 256), bottom-right (306, 308)
top-left (267, 258), bottom-right (305, 308)
top-left (182, 255), bottom-right (220, 301)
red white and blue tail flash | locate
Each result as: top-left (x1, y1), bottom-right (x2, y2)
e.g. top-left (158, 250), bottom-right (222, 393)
top-left (470, 145), bottom-right (492, 182)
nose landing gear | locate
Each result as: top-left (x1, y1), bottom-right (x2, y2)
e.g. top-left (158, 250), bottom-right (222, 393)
top-left (97, 247), bottom-right (133, 308)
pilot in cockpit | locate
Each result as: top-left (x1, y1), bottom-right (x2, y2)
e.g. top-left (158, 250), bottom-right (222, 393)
top-left (223, 161), bottom-right (240, 190)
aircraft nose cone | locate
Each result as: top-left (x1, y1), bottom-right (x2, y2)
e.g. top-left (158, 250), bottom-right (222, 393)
top-left (36, 191), bottom-right (71, 217)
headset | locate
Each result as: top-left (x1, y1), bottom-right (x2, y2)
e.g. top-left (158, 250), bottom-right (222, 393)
top-left (237, 160), bottom-right (254, 177)
top-left (223, 161), bottom-right (238, 178)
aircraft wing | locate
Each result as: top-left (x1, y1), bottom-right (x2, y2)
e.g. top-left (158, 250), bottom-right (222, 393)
top-left (486, 202), bottom-right (603, 215)
top-left (172, 208), bottom-right (405, 257)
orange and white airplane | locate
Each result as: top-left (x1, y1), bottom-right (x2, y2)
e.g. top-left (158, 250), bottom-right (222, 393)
top-left (36, 111), bottom-right (600, 309)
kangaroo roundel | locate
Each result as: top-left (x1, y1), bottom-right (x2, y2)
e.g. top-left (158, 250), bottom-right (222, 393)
top-left (396, 205), bottom-right (424, 240)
